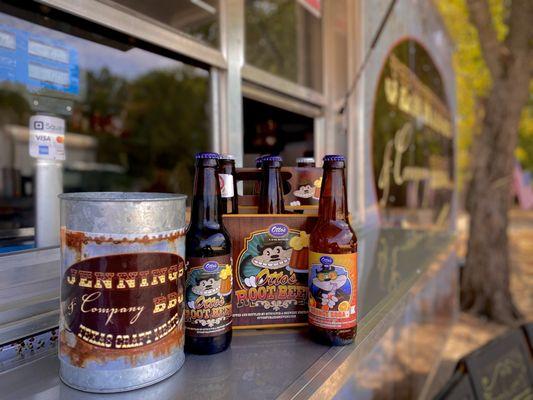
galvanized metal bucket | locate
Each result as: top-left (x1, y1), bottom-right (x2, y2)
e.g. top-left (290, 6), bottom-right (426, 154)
top-left (58, 192), bottom-right (187, 393)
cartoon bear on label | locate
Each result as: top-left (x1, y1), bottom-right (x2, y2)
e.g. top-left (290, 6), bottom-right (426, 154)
top-left (187, 272), bottom-right (222, 309)
top-left (293, 183), bottom-right (315, 201)
top-left (309, 261), bottom-right (351, 311)
top-left (242, 241), bottom-right (292, 288)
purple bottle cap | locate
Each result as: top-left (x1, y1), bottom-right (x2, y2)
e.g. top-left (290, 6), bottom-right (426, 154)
top-left (323, 154), bottom-right (345, 162)
top-left (261, 155), bottom-right (283, 162)
top-left (196, 152), bottom-right (220, 159)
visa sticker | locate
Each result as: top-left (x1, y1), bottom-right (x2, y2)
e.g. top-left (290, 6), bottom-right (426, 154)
top-left (29, 115), bottom-right (65, 161)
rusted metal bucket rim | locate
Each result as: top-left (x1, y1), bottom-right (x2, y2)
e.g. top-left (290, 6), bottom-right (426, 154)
top-left (59, 192), bottom-right (187, 202)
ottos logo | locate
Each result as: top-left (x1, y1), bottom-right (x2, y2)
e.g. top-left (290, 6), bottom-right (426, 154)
top-left (320, 256), bottom-right (334, 265)
top-left (203, 261), bottom-right (219, 272)
top-left (268, 224), bottom-right (289, 238)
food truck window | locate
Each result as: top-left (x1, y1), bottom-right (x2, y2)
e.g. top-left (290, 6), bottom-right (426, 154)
top-left (0, 9), bottom-right (211, 252)
top-left (243, 97), bottom-right (314, 167)
top-left (109, 0), bottom-right (220, 48)
top-left (245, 0), bottom-right (323, 92)
top-left (372, 40), bottom-right (454, 229)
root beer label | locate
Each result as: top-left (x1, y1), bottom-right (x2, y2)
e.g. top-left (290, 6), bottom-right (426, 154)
top-left (61, 252), bottom-right (185, 349)
top-left (185, 255), bottom-right (233, 337)
top-left (308, 252), bottom-right (357, 330)
top-left (234, 224), bottom-right (309, 324)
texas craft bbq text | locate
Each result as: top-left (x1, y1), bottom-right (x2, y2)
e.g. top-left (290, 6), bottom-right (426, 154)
top-left (64, 263), bottom-right (184, 349)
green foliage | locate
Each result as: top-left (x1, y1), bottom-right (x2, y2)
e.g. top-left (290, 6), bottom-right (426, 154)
top-left (245, 0), bottom-right (297, 81)
top-left (80, 66), bottom-right (209, 196)
top-left (436, 0), bottom-right (533, 185)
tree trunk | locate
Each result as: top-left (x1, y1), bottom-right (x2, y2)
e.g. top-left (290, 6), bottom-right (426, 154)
top-left (461, 81), bottom-right (526, 324)
top-left (461, 0), bottom-right (532, 324)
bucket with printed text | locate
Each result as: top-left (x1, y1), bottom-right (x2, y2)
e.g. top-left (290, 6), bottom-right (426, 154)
top-left (58, 192), bottom-right (186, 393)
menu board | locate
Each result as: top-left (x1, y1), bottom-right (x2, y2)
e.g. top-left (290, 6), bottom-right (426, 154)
top-left (372, 40), bottom-right (454, 228)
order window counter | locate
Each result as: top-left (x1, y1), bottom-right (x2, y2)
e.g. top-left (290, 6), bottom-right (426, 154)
top-left (0, 227), bottom-right (456, 399)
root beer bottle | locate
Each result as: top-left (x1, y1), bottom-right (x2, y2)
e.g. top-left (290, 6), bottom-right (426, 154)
top-left (185, 152), bottom-right (232, 355)
top-left (308, 155), bottom-right (357, 346)
top-left (258, 155), bottom-right (285, 214)
top-left (219, 154), bottom-right (238, 214)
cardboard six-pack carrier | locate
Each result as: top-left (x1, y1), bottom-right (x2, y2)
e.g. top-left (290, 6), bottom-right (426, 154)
top-left (224, 166), bottom-right (322, 329)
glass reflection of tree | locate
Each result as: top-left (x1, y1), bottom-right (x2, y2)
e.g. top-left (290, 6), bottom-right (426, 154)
top-left (0, 86), bottom-right (31, 127)
top-left (246, 0), bottom-right (297, 82)
top-left (126, 68), bottom-right (208, 196)
top-left (80, 66), bottom-right (208, 197)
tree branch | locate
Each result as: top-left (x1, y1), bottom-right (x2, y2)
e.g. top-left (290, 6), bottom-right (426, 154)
top-left (466, 0), bottom-right (506, 79)
top-left (505, 0), bottom-right (533, 72)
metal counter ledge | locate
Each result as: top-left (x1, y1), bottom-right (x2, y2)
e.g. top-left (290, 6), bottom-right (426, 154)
top-left (0, 228), bottom-right (457, 400)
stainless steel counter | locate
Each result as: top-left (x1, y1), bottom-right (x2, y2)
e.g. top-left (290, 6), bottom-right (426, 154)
top-left (0, 228), bottom-right (457, 399)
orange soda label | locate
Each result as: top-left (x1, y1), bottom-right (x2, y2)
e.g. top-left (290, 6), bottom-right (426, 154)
top-left (308, 251), bottom-right (357, 329)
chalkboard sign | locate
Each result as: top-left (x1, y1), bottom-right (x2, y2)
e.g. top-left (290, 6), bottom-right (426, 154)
top-left (435, 370), bottom-right (475, 400)
top-left (463, 329), bottom-right (533, 400)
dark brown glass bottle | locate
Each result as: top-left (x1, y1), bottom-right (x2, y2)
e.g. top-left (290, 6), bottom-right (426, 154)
top-left (258, 155), bottom-right (285, 214)
top-left (308, 155), bottom-right (357, 346)
top-left (253, 155), bottom-right (265, 195)
top-left (219, 154), bottom-right (238, 214)
top-left (185, 152), bottom-right (232, 354)
top-left (296, 157), bottom-right (315, 167)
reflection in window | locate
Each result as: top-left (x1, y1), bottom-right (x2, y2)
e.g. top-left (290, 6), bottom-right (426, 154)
top-left (0, 11), bottom-right (210, 251)
top-left (372, 40), bottom-right (454, 229)
top-left (110, 0), bottom-right (219, 48)
top-left (245, 0), bottom-right (323, 92)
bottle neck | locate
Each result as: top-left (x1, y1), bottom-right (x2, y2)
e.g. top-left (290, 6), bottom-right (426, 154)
top-left (258, 166), bottom-right (284, 214)
top-left (318, 167), bottom-right (348, 221)
top-left (191, 165), bottom-right (222, 227)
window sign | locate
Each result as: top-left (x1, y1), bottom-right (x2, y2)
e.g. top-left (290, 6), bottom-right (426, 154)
top-left (372, 40), bottom-right (454, 228)
top-left (28, 115), bottom-right (65, 161)
top-left (0, 24), bottom-right (79, 94)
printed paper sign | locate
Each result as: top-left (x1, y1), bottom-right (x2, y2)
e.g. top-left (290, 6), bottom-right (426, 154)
top-left (29, 115), bottom-right (65, 160)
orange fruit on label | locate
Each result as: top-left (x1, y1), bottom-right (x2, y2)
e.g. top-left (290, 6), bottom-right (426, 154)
top-left (338, 301), bottom-right (350, 312)
top-left (309, 297), bottom-right (316, 308)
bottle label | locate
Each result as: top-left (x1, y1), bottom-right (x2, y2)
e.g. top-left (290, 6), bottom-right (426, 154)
top-left (308, 251), bottom-right (357, 330)
top-left (219, 174), bottom-right (234, 198)
top-left (62, 252), bottom-right (184, 349)
top-left (185, 255), bottom-right (233, 337)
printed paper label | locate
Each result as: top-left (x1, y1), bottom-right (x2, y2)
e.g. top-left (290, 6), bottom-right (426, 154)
top-left (29, 115), bottom-right (65, 160)
top-left (233, 225), bottom-right (309, 325)
top-left (219, 173), bottom-right (234, 198)
top-left (308, 251), bottom-right (357, 329)
top-left (185, 255), bottom-right (233, 337)
top-left (61, 252), bottom-right (185, 349)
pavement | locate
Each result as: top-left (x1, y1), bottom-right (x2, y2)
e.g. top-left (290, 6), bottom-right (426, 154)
top-left (428, 209), bottom-right (533, 397)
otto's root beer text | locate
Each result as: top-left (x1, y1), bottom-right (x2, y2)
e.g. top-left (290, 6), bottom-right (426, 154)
top-left (308, 155), bottom-right (358, 346)
top-left (185, 152), bottom-right (233, 355)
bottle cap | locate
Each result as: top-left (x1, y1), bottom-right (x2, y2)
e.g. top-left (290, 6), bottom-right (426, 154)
top-left (261, 155), bottom-right (283, 162)
top-left (195, 152), bottom-right (220, 159)
top-left (323, 155), bottom-right (345, 162)
top-left (219, 154), bottom-right (235, 160)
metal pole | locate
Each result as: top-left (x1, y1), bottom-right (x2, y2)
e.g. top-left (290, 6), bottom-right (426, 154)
top-left (35, 159), bottom-right (62, 247)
